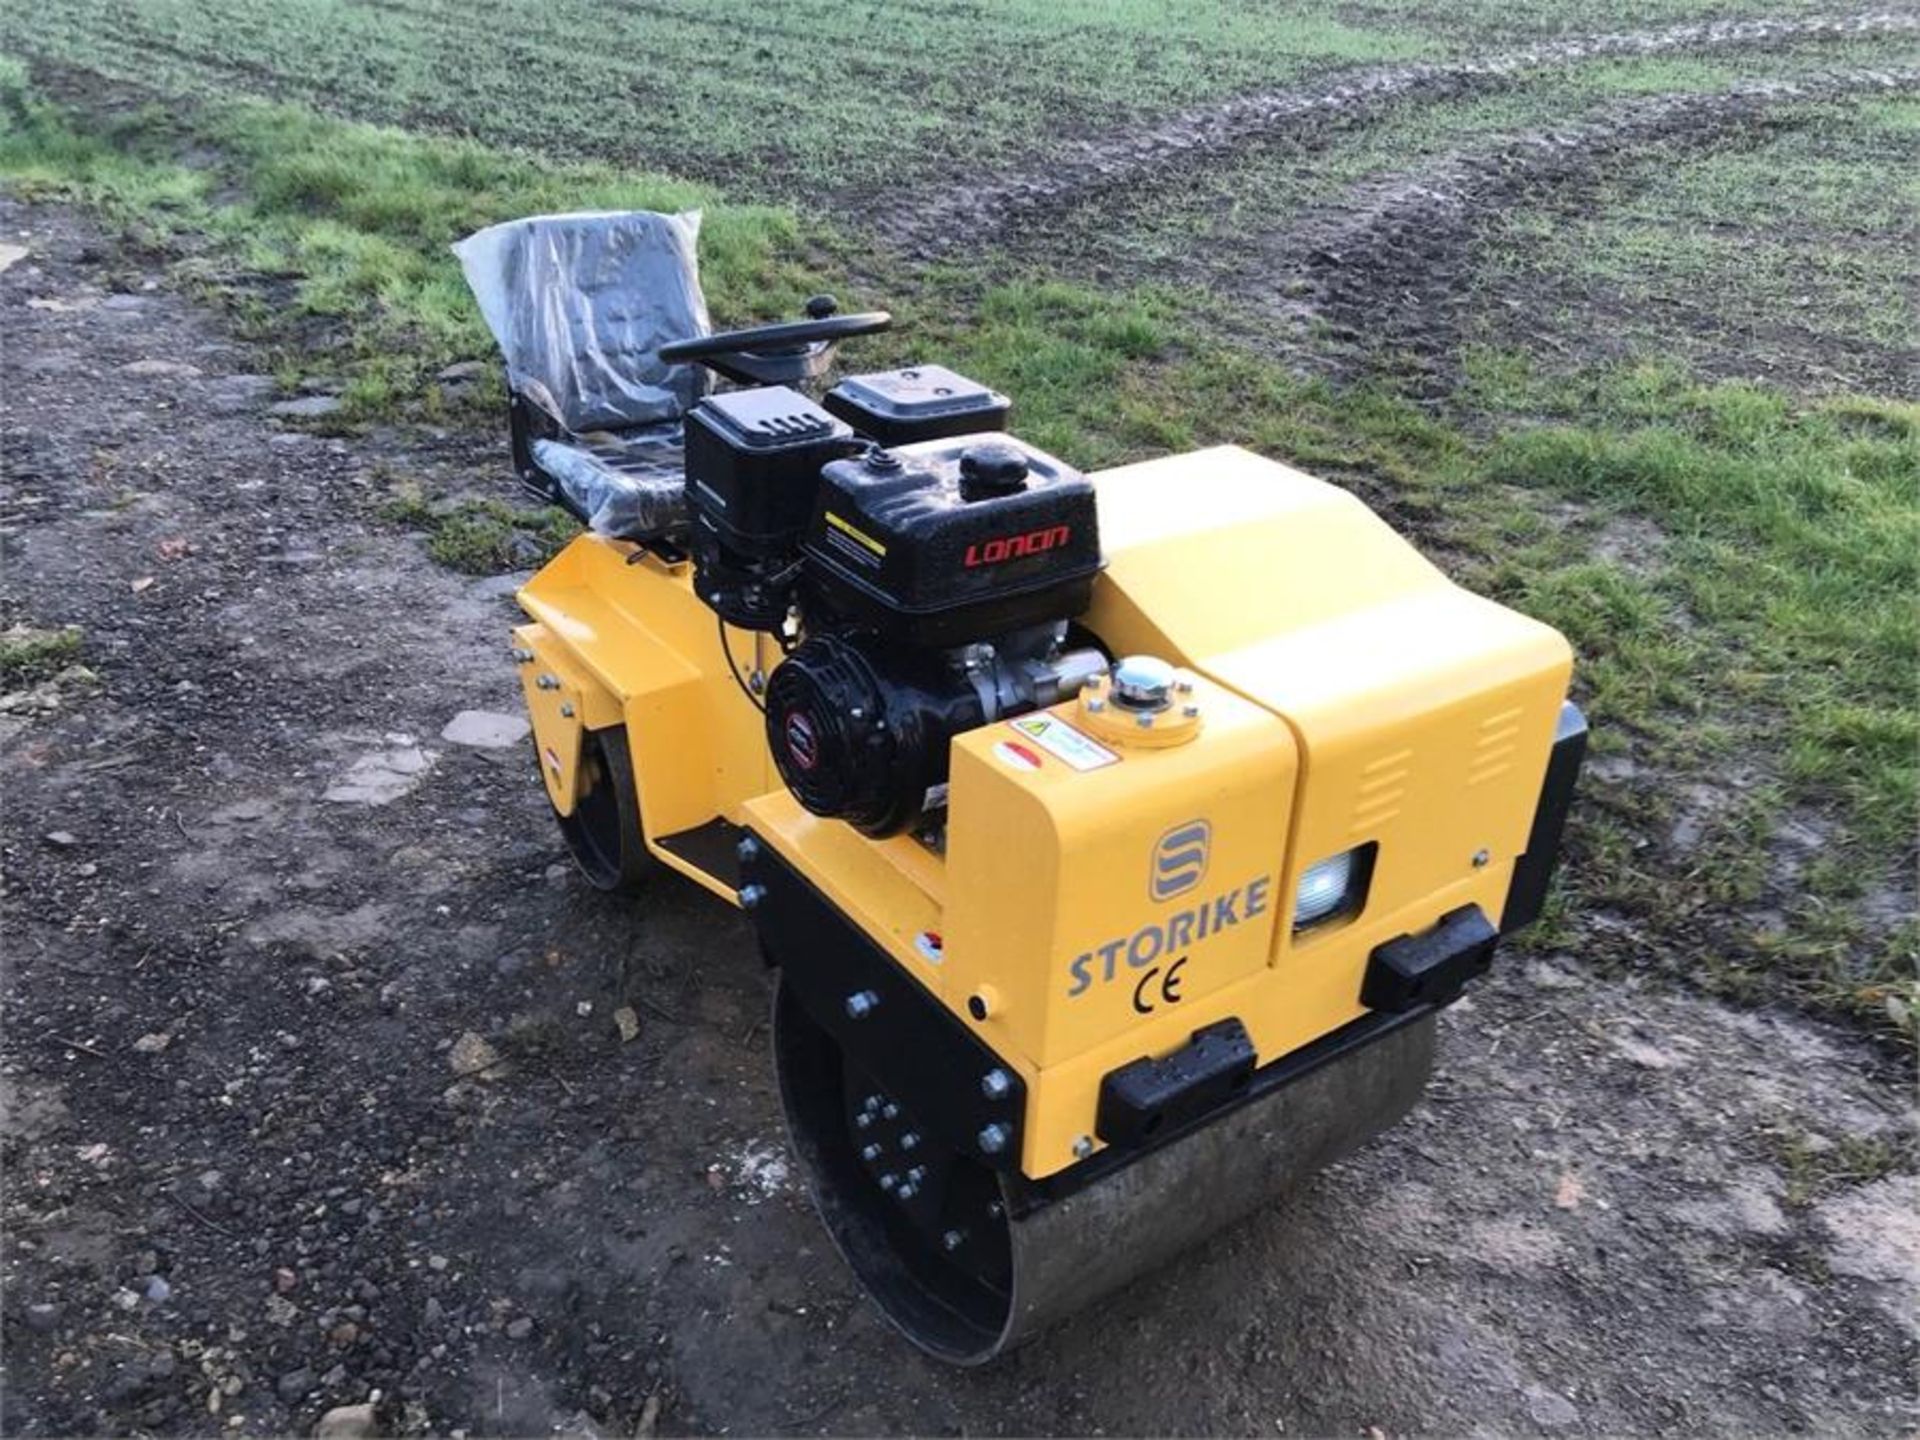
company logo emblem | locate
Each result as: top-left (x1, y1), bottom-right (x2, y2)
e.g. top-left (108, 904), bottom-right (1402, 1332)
top-left (963, 524), bottom-right (1071, 568)
top-left (1150, 820), bottom-right (1210, 902)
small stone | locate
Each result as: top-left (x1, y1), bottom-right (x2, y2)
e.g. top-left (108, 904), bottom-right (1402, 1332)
top-left (448, 1032), bottom-right (502, 1079)
top-left (207, 374), bottom-right (278, 412)
top-left (505, 1316), bottom-right (534, 1340)
top-left (439, 710), bottom-right (531, 750)
top-left (144, 1275), bottom-right (173, 1303)
top-left (270, 395), bottom-right (343, 419)
top-left (427, 1255), bottom-right (449, 1272)
top-left (327, 1320), bottom-right (359, 1347)
top-left (0, 242), bottom-right (27, 274)
top-left (274, 1267), bottom-right (299, 1294)
top-left (23, 1302), bottom-right (60, 1333)
top-left (122, 359), bottom-right (203, 378)
top-left (437, 360), bottom-right (489, 383)
top-left (277, 1367), bottom-right (316, 1402)
top-left (1524, 1385), bottom-right (1580, 1429)
top-left (613, 1007), bottom-right (640, 1043)
top-left (132, 1032), bottom-right (172, 1054)
top-left (322, 745), bottom-right (436, 806)
top-left (44, 831), bottom-right (78, 848)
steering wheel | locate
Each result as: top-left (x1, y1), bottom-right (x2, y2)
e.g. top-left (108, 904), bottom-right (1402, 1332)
top-left (657, 296), bottom-right (891, 387)
top-left (658, 312), bottom-right (891, 365)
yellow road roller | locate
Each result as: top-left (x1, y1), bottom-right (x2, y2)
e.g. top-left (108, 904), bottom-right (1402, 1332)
top-left (457, 211), bottom-right (1585, 1362)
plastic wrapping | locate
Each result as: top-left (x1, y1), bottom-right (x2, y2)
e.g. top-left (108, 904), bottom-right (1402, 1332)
top-left (454, 209), bottom-right (712, 432)
top-left (532, 432), bottom-right (688, 538)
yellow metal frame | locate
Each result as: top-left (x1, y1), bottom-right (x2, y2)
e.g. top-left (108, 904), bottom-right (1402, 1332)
top-left (516, 446), bottom-right (1573, 1178)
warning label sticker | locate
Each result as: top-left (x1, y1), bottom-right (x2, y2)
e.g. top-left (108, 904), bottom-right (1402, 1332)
top-left (1006, 713), bottom-right (1120, 772)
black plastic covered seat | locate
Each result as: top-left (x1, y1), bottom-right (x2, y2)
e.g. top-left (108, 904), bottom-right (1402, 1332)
top-left (454, 210), bottom-right (713, 540)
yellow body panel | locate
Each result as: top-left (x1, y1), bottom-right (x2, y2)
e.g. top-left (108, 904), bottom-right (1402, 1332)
top-left (515, 535), bottom-right (772, 900)
top-left (517, 448), bottom-right (1573, 1178)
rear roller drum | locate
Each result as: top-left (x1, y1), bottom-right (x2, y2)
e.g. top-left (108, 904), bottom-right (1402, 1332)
top-left (773, 977), bottom-right (1438, 1364)
top-left (553, 725), bottom-right (651, 893)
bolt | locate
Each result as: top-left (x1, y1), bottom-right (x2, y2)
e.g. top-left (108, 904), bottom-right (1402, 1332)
top-left (1135, 712), bottom-right (1154, 729)
top-left (855, 1111), bottom-right (873, 1130)
top-left (536, 673), bottom-right (560, 690)
top-left (977, 1123), bottom-right (1010, 1155)
top-left (907, 1165), bottom-right (927, 1185)
top-left (980, 1068), bottom-right (1013, 1100)
top-left (900, 1131), bottom-right (920, 1151)
top-left (510, 647), bottom-right (534, 663)
top-left (1182, 704), bottom-right (1200, 719)
top-left (845, 990), bottom-right (880, 1020)
top-left (1175, 677), bottom-right (1195, 694)
top-left (881, 1102), bottom-right (899, 1121)
top-left (862, 1094), bottom-right (883, 1113)
top-left (942, 1229), bottom-right (965, 1252)
top-left (896, 1183), bottom-right (918, 1201)
top-left (559, 702), bottom-right (575, 718)
top-left (737, 884), bottom-right (767, 910)
top-left (860, 1143), bottom-right (882, 1162)
top-left (1086, 697), bottom-right (1106, 713)
top-left (736, 835), bottom-right (761, 864)
top-left (1472, 848), bottom-right (1491, 868)
top-left (1072, 1135), bottom-right (1095, 1159)
top-left (986, 1200), bottom-right (1004, 1219)
top-left (878, 1172), bottom-right (898, 1191)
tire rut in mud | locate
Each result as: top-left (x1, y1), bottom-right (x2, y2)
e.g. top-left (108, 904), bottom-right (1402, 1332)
top-left (1247, 67), bottom-right (1920, 383)
top-left (864, 10), bottom-right (1920, 258)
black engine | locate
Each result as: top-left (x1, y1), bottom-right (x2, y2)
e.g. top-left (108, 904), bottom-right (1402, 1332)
top-left (682, 368), bottom-right (1106, 837)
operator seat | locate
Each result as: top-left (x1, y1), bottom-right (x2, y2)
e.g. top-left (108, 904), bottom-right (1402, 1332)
top-left (454, 210), bottom-right (713, 540)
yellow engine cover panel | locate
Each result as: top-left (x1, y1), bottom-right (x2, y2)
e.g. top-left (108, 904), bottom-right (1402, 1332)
top-left (1085, 445), bottom-right (1573, 941)
top-left (945, 681), bottom-right (1296, 1074)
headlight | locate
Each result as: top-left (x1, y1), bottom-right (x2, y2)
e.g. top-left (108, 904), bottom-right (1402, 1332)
top-left (1292, 846), bottom-right (1373, 930)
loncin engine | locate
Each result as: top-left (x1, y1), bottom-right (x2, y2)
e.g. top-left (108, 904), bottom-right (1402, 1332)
top-left (682, 366), bottom-right (1106, 838)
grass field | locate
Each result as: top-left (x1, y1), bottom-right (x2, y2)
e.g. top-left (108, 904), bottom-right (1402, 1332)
top-left (0, 0), bottom-right (1872, 193)
top-left (2, 0), bottom-right (1914, 1043)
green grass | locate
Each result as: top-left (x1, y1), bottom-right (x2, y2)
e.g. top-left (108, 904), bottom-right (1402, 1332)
top-left (0, 0), bottom-right (1864, 199)
top-left (0, 0), bottom-right (1434, 196)
top-left (1477, 95), bottom-right (1920, 386)
top-left (379, 478), bottom-right (579, 575)
top-left (1045, 42), bottom-right (1920, 314)
top-left (2, 69), bottom-right (1912, 1042)
top-left (0, 624), bottom-right (83, 683)
top-left (0, 56), bottom-right (816, 419)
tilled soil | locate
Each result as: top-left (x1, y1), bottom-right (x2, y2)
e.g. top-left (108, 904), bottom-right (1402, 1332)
top-left (859, 10), bottom-right (1920, 259)
top-left (1192, 68), bottom-right (1920, 390)
top-left (4, 201), bottom-right (1918, 1439)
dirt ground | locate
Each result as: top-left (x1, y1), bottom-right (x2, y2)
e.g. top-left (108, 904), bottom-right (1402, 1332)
top-left (2, 197), bottom-right (1917, 1438)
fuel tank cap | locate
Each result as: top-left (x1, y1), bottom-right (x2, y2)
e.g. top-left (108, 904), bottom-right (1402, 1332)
top-left (1111, 654), bottom-right (1176, 710)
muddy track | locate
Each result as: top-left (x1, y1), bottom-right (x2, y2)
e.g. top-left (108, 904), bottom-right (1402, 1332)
top-left (862, 10), bottom-right (1920, 257)
top-left (1236, 67), bottom-right (1920, 377)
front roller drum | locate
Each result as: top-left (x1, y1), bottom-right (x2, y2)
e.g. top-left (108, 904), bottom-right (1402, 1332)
top-left (773, 980), bottom-right (1436, 1364)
